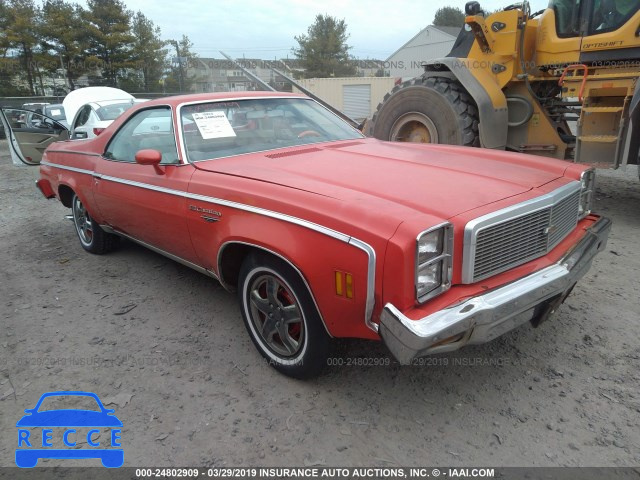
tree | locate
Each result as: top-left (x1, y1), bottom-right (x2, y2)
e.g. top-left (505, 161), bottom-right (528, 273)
top-left (40, 0), bottom-right (90, 90)
top-left (83, 0), bottom-right (134, 87)
top-left (4, 0), bottom-right (41, 94)
top-left (0, 0), bottom-right (9, 55)
top-left (125, 11), bottom-right (167, 92)
top-left (293, 14), bottom-right (356, 78)
top-left (433, 7), bottom-right (466, 27)
top-left (0, 1), bottom-right (27, 95)
top-left (163, 35), bottom-right (197, 93)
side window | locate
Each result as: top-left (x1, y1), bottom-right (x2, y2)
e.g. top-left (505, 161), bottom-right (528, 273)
top-left (552, 0), bottom-right (582, 37)
top-left (591, 0), bottom-right (640, 33)
top-left (74, 106), bottom-right (91, 129)
top-left (104, 107), bottom-right (179, 165)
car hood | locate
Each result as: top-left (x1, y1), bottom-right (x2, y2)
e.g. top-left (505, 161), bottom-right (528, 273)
top-left (193, 139), bottom-right (569, 219)
top-left (16, 410), bottom-right (122, 427)
top-left (62, 87), bottom-right (134, 126)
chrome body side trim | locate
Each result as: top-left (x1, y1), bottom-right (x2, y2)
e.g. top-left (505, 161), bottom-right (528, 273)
top-left (100, 225), bottom-right (219, 280)
top-left (217, 241), bottom-right (333, 337)
top-left (380, 216), bottom-right (611, 364)
top-left (44, 160), bottom-right (377, 332)
top-left (47, 151), bottom-right (101, 157)
top-left (348, 238), bottom-right (378, 332)
top-left (41, 161), bottom-right (93, 176)
top-left (462, 181), bottom-right (581, 284)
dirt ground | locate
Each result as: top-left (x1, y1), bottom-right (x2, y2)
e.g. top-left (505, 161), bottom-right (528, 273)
top-left (0, 138), bottom-right (639, 468)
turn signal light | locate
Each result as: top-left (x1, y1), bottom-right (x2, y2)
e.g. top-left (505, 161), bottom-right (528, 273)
top-left (335, 271), bottom-right (354, 299)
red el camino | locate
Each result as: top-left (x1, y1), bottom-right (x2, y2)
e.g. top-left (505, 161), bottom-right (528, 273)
top-left (2, 92), bottom-right (611, 378)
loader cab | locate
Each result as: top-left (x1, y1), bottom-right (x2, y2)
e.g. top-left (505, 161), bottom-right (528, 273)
top-left (540, 0), bottom-right (640, 64)
top-left (550, 0), bottom-right (640, 35)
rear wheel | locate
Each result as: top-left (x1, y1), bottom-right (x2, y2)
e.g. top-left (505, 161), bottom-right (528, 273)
top-left (71, 193), bottom-right (118, 254)
top-left (238, 253), bottom-right (330, 379)
top-left (371, 76), bottom-right (480, 147)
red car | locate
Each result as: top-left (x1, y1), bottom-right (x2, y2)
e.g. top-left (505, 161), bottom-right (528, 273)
top-left (2, 92), bottom-right (611, 378)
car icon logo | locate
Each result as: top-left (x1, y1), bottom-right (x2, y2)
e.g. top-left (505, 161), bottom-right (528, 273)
top-left (16, 391), bottom-right (123, 468)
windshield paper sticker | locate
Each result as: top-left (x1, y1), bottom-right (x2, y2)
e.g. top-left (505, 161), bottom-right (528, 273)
top-left (192, 111), bottom-right (236, 139)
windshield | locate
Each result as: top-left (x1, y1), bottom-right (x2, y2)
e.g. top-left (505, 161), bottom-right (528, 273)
top-left (96, 102), bottom-right (135, 121)
top-left (180, 98), bottom-right (363, 162)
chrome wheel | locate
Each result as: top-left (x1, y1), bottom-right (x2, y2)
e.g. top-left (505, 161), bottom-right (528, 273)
top-left (70, 193), bottom-right (117, 254)
top-left (247, 273), bottom-right (304, 357)
top-left (390, 112), bottom-right (439, 143)
top-left (72, 195), bottom-right (93, 246)
top-left (238, 253), bottom-right (330, 378)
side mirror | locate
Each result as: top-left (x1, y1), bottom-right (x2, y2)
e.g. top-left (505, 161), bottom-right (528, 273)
top-left (465, 1), bottom-right (483, 15)
top-left (135, 149), bottom-right (162, 165)
top-left (135, 149), bottom-right (164, 175)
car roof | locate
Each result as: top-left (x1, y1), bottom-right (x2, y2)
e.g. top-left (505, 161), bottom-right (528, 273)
top-left (139, 91), bottom-right (306, 109)
top-left (88, 98), bottom-right (137, 109)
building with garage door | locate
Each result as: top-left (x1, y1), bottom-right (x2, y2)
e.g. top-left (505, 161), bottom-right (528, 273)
top-left (385, 25), bottom-right (461, 81)
top-left (292, 77), bottom-right (396, 123)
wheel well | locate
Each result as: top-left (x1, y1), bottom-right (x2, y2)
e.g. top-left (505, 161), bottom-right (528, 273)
top-left (219, 242), bottom-right (332, 338)
top-left (218, 243), bottom-right (255, 289)
top-left (58, 185), bottom-right (74, 208)
top-left (218, 243), bottom-right (308, 294)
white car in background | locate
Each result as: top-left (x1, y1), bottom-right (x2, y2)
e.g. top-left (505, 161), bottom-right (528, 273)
top-left (62, 86), bottom-right (147, 140)
top-left (69, 98), bottom-right (146, 139)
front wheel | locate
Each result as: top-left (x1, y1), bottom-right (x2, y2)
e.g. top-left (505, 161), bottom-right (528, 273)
top-left (71, 193), bottom-right (118, 254)
top-left (238, 253), bottom-right (330, 379)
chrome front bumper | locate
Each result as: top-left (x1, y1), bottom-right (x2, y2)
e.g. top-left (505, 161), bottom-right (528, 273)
top-left (379, 217), bottom-right (612, 364)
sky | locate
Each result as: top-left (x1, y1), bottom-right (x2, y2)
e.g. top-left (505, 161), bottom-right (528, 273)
top-left (78, 0), bottom-right (549, 60)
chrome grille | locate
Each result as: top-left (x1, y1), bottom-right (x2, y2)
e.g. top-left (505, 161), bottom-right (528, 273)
top-left (463, 183), bottom-right (581, 283)
top-left (548, 191), bottom-right (580, 247)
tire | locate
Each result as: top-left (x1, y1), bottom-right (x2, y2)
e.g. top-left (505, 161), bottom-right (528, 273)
top-left (238, 253), bottom-right (330, 379)
top-left (71, 193), bottom-right (118, 254)
top-left (371, 76), bottom-right (480, 147)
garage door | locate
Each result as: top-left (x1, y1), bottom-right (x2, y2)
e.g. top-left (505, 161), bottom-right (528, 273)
top-left (343, 84), bottom-right (371, 121)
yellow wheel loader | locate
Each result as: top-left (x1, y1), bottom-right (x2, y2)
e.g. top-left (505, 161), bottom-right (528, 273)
top-left (370, 0), bottom-right (640, 173)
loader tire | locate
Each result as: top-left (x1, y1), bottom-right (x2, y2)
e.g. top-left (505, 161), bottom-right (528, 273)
top-left (370, 76), bottom-right (480, 147)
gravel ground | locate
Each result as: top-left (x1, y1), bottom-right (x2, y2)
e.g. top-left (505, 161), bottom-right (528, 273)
top-left (0, 139), bottom-right (639, 468)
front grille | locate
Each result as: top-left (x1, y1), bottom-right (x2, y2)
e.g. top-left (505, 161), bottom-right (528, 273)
top-left (467, 186), bottom-right (581, 283)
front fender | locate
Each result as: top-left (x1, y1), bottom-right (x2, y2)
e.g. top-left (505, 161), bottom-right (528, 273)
top-left (191, 212), bottom-right (383, 340)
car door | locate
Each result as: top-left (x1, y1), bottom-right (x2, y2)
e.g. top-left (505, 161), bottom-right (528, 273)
top-left (92, 106), bottom-right (200, 264)
top-left (70, 105), bottom-right (93, 139)
top-left (0, 108), bottom-right (69, 165)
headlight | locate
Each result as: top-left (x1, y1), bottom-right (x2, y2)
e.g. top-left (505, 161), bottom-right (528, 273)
top-left (416, 223), bottom-right (453, 302)
top-left (579, 169), bottom-right (595, 219)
